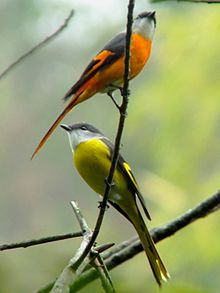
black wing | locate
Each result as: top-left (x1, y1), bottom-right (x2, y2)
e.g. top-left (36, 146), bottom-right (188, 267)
top-left (63, 32), bottom-right (126, 101)
top-left (101, 138), bottom-right (151, 221)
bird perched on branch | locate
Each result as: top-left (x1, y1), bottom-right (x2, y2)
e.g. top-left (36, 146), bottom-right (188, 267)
top-left (61, 122), bottom-right (169, 286)
top-left (31, 11), bottom-right (156, 159)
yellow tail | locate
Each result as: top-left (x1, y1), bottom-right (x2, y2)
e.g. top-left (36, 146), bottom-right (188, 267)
top-left (133, 214), bottom-right (170, 286)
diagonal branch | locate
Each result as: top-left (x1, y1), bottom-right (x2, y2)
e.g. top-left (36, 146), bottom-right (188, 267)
top-left (69, 190), bottom-right (220, 292)
top-left (150, 0), bottom-right (220, 3)
top-left (51, 201), bottom-right (116, 293)
top-left (91, 252), bottom-right (116, 293)
top-left (72, 0), bottom-right (135, 269)
top-left (0, 9), bottom-right (74, 80)
top-left (51, 201), bottom-right (93, 293)
top-left (34, 190), bottom-right (220, 292)
top-left (2, 190), bottom-right (219, 253)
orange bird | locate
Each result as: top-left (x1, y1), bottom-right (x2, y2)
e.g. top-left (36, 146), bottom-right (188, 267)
top-left (31, 11), bottom-right (156, 159)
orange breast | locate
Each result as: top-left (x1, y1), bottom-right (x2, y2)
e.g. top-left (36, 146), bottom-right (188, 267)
top-left (130, 33), bottom-right (152, 79)
top-left (97, 33), bottom-right (152, 88)
top-left (95, 33), bottom-right (152, 90)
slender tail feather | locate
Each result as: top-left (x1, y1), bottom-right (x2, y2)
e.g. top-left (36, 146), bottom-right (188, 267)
top-left (133, 214), bottom-right (170, 286)
top-left (31, 95), bottom-right (80, 160)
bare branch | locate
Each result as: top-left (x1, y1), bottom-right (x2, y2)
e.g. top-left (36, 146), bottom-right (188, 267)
top-left (34, 190), bottom-right (220, 292)
top-left (0, 9), bottom-right (74, 80)
top-left (70, 201), bottom-right (92, 235)
top-left (152, 190), bottom-right (220, 243)
top-left (51, 201), bottom-right (116, 293)
top-left (92, 254), bottom-right (116, 293)
top-left (0, 232), bottom-right (82, 251)
top-left (51, 201), bottom-right (93, 293)
top-left (69, 190), bottom-right (220, 292)
top-left (72, 0), bottom-right (135, 269)
top-left (150, 0), bottom-right (220, 3)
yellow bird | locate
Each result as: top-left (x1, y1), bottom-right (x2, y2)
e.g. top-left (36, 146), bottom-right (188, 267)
top-left (61, 122), bottom-right (169, 285)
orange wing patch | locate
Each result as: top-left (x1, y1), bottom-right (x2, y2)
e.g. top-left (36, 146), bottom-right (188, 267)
top-left (83, 50), bottom-right (115, 78)
top-left (63, 50), bottom-right (116, 102)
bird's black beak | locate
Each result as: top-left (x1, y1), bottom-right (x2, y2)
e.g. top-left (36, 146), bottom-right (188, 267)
top-left (148, 11), bottom-right (156, 27)
top-left (149, 11), bottom-right (156, 18)
top-left (60, 124), bottom-right (72, 132)
top-left (136, 11), bottom-right (156, 27)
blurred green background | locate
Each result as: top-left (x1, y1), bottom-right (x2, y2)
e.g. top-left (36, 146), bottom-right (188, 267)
top-left (0, 0), bottom-right (220, 292)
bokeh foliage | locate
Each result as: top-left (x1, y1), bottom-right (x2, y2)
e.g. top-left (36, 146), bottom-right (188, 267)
top-left (0, 0), bottom-right (219, 292)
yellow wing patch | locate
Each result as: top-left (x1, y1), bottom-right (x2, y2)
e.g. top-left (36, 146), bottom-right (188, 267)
top-left (123, 162), bottom-right (151, 220)
top-left (123, 162), bottom-right (139, 191)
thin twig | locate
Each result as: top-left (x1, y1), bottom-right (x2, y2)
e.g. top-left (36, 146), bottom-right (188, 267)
top-left (70, 201), bottom-right (91, 235)
top-left (0, 9), bottom-right (74, 80)
top-left (150, 0), bottom-right (220, 3)
top-left (34, 190), bottom-right (220, 292)
top-left (69, 190), bottom-right (220, 292)
top-left (72, 0), bottom-right (135, 269)
top-left (3, 188), bottom-right (219, 254)
top-left (51, 201), bottom-right (116, 293)
top-left (181, 0), bottom-right (220, 2)
top-left (0, 232), bottom-right (82, 251)
top-left (51, 201), bottom-right (92, 293)
top-left (92, 254), bottom-right (116, 293)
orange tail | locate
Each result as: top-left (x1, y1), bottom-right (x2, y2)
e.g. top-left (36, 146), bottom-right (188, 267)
top-left (31, 95), bottom-right (80, 160)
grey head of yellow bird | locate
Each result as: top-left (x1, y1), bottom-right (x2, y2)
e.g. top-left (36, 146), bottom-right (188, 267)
top-left (61, 122), bottom-right (170, 286)
top-left (60, 123), bottom-right (105, 151)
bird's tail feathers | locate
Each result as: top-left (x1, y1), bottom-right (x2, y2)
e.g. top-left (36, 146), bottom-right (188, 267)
top-left (31, 93), bottom-right (81, 160)
top-left (133, 214), bottom-right (170, 286)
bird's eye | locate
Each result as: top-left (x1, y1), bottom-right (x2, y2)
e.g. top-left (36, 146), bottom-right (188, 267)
top-left (80, 126), bottom-right (87, 131)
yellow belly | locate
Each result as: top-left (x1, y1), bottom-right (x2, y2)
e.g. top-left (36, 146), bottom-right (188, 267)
top-left (73, 139), bottom-right (144, 227)
top-left (73, 139), bottom-right (128, 199)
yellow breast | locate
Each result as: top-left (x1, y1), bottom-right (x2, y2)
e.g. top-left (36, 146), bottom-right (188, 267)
top-left (73, 139), bottom-right (128, 198)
